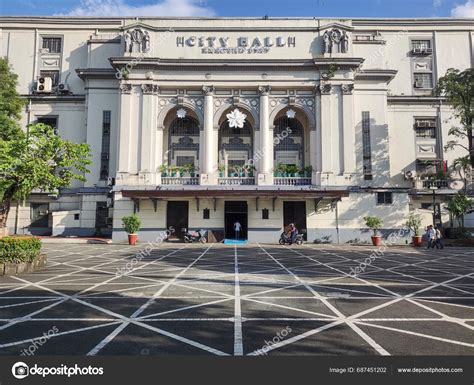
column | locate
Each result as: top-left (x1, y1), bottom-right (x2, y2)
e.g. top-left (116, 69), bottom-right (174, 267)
top-left (140, 84), bottom-right (158, 184)
top-left (258, 85), bottom-right (273, 185)
top-left (342, 84), bottom-right (356, 175)
top-left (201, 85), bottom-right (216, 185)
top-left (319, 83), bottom-right (334, 185)
top-left (117, 83), bottom-right (132, 184)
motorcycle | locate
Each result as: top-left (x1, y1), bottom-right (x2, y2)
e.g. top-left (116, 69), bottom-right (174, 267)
top-left (182, 228), bottom-right (208, 243)
top-left (279, 231), bottom-right (303, 245)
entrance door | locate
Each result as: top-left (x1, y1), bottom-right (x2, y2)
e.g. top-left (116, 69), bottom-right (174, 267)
top-left (166, 201), bottom-right (189, 239)
top-left (283, 201), bottom-right (307, 240)
top-left (224, 201), bottom-right (248, 239)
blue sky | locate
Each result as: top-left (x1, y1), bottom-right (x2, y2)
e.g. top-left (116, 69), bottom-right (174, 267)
top-left (0, 0), bottom-right (473, 17)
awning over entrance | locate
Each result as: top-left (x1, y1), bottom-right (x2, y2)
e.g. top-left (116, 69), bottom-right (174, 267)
top-left (118, 185), bottom-right (350, 199)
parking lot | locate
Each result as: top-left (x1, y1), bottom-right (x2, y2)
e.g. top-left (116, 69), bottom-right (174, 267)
top-left (0, 243), bottom-right (473, 355)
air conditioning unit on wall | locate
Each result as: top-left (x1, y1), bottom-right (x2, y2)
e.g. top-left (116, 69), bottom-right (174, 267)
top-left (36, 77), bottom-right (52, 93)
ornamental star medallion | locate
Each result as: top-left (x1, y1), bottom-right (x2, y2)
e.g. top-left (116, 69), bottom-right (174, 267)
top-left (226, 108), bottom-right (247, 129)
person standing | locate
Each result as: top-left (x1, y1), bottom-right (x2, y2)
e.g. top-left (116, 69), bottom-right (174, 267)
top-left (234, 221), bottom-right (241, 240)
top-left (435, 226), bottom-right (444, 249)
top-left (289, 223), bottom-right (298, 245)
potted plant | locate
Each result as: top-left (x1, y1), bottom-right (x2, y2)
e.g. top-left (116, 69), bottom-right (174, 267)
top-left (364, 216), bottom-right (383, 246)
top-left (304, 165), bottom-right (313, 177)
top-left (122, 214), bottom-right (142, 245)
top-left (286, 165), bottom-right (299, 177)
top-left (245, 164), bottom-right (256, 177)
top-left (406, 213), bottom-right (423, 247)
top-left (188, 164), bottom-right (197, 177)
top-left (158, 164), bottom-right (168, 177)
top-left (169, 166), bottom-right (178, 177)
top-left (218, 164), bottom-right (226, 177)
top-left (274, 163), bottom-right (285, 177)
top-left (178, 166), bottom-right (185, 178)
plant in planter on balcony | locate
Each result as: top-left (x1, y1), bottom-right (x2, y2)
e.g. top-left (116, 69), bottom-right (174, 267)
top-left (186, 164), bottom-right (197, 177)
top-left (158, 164), bottom-right (168, 177)
top-left (274, 163), bottom-right (285, 177)
top-left (406, 213), bottom-right (423, 247)
top-left (122, 214), bottom-right (142, 245)
top-left (364, 216), bottom-right (383, 246)
top-left (218, 164), bottom-right (226, 177)
top-left (303, 165), bottom-right (313, 177)
top-left (285, 165), bottom-right (299, 177)
top-left (245, 164), bottom-right (256, 177)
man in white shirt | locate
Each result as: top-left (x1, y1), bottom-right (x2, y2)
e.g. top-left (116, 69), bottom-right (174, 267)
top-left (426, 225), bottom-right (436, 249)
top-left (234, 221), bottom-right (242, 239)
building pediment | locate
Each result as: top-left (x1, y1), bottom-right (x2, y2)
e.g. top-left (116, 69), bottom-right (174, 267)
top-left (319, 22), bottom-right (354, 32)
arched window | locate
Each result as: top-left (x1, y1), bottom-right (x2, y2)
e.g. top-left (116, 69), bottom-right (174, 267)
top-left (167, 115), bottom-right (200, 167)
top-left (274, 115), bottom-right (305, 169)
top-left (218, 120), bottom-right (253, 171)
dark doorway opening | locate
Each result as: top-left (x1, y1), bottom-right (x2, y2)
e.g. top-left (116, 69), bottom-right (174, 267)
top-left (225, 201), bottom-right (248, 239)
top-left (283, 201), bottom-right (307, 240)
top-left (166, 201), bottom-right (189, 240)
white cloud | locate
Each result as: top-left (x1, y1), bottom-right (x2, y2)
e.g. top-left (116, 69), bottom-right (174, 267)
top-left (451, 0), bottom-right (474, 17)
top-left (57, 0), bottom-right (216, 17)
top-left (433, 0), bottom-right (442, 8)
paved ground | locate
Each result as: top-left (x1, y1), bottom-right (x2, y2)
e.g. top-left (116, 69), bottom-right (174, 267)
top-left (0, 243), bottom-right (473, 356)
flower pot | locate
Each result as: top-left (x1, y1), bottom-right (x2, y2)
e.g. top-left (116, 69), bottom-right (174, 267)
top-left (371, 235), bottom-right (382, 246)
top-left (412, 235), bottom-right (422, 247)
top-left (128, 234), bottom-right (138, 245)
top-left (219, 172), bottom-right (224, 177)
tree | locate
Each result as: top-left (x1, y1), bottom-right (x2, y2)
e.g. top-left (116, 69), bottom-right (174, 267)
top-left (0, 57), bottom-right (26, 140)
top-left (446, 192), bottom-right (473, 228)
top-left (435, 68), bottom-right (474, 167)
top-left (0, 123), bottom-right (91, 231)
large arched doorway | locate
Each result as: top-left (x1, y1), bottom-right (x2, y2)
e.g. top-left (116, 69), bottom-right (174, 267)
top-left (162, 107), bottom-right (200, 180)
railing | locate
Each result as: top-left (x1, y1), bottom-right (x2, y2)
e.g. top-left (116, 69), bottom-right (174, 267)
top-left (274, 177), bottom-right (312, 186)
top-left (218, 177), bottom-right (256, 185)
top-left (161, 177), bottom-right (199, 185)
top-left (422, 179), bottom-right (450, 189)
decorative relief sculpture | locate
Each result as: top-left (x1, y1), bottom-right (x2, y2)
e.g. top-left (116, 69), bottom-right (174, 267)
top-left (317, 83), bottom-right (332, 95)
top-left (141, 84), bottom-right (159, 94)
top-left (202, 85), bottom-right (215, 95)
top-left (124, 28), bottom-right (151, 54)
top-left (258, 85), bottom-right (271, 95)
top-left (120, 83), bottom-right (132, 94)
top-left (322, 28), bottom-right (350, 54)
top-left (341, 84), bottom-right (354, 95)
top-left (226, 108), bottom-right (247, 129)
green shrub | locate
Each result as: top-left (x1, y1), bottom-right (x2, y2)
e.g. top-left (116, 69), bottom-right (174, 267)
top-left (122, 214), bottom-right (142, 234)
top-left (364, 216), bottom-right (383, 236)
top-left (0, 236), bottom-right (42, 263)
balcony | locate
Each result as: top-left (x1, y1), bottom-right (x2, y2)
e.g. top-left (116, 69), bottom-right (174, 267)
top-left (274, 177), bottom-right (312, 186)
top-left (218, 177), bottom-right (256, 185)
top-left (162, 177), bottom-right (199, 185)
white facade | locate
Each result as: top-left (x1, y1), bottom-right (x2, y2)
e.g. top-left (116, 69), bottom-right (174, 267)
top-left (1, 16), bottom-right (473, 243)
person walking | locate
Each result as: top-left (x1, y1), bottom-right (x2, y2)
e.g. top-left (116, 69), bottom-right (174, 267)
top-left (435, 226), bottom-right (444, 249)
top-left (233, 220), bottom-right (241, 240)
top-left (426, 225), bottom-right (436, 249)
top-left (289, 223), bottom-right (298, 245)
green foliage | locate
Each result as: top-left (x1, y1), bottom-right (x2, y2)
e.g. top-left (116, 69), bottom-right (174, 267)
top-left (451, 227), bottom-right (472, 240)
top-left (0, 123), bottom-right (91, 201)
top-left (0, 57), bottom-right (26, 141)
top-left (122, 214), bottom-right (142, 234)
top-left (406, 213), bottom-right (422, 236)
top-left (0, 236), bottom-right (42, 263)
top-left (364, 216), bottom-right (383, 236)
top-left (435, 68), bottom-right (474, 167)
top-left (446, 192), bottom-right (473, 227)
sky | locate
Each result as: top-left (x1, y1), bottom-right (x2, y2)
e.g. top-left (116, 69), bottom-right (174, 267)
top-left (0, 0), bottom-right (473, 18)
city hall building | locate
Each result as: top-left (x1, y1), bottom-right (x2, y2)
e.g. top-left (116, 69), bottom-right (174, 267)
top-left (2, 16), bottom-right (473, 243)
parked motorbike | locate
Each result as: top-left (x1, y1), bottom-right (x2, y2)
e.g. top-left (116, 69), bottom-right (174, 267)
top-left (182, 228), bottom-right (208, 243)
top-left (279, 231), bottom-right (303, 245)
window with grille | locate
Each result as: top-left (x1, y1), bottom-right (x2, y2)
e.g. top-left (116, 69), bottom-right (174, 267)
top-left (414, 73), bottom-right (433, 89)
top-left (414, 118), bottom-right (436, 138)
top-left (362, 111), bottom-right (372, 178)
top-left (203, 209), bottom-right (210, 219)
top-left (37, 116), bottom-right (58, 135)
top-left (42, 37), bottom-right (62, 53)
top-left (39, 70), bottom-right (60, 86)
top-left (167, 115), bottom-right (200, 167)
top-left (218, 115), bottom-right (253, 172)
top-left (273, 115), bottom-right (305, 169)
top-left (100, 111), bottom-right (111, 180)
top-left (262, 209), bottom-right (269, 220)
top-left (377, 192), bottom-right (393, 205)
top-left (412, 40), bottom-right (431, 51)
